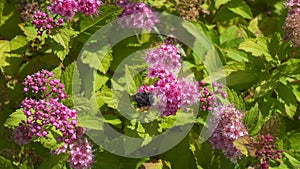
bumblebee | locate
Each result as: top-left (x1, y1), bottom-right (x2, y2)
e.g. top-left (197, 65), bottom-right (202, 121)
top-left (131, 92), bottom-right (154, 108)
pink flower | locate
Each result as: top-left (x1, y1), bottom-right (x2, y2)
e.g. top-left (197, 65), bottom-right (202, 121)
top-left (145, 44), bottom-right (182, 71)
top-left (117, 2), bottom-right (158, 31)
top-left (77, 0), bottom-right (103, 16)
top-left (68, 138), bottom-right (93, 169)
top-left (13, 123), bottom-right (32, 145)
top-left (48, 0), bottom-right (78, 20)
top-left (31, 10), bottom-right (63, 35)
top-left (208, 105), bottom-right (248, 162)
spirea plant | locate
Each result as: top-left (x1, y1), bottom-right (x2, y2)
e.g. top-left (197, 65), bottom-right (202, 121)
top-left (0, 0), bottom-right (299, 169)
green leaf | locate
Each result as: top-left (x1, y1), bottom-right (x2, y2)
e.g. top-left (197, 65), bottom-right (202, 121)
top-left (38, 129), bottom-right (62, 150)
top-left (96, 86), bottom-right (117, 109)
top-left (18, 24), bottom-right (37, 41)
top-left (98, 49), bottom-right (113, 74)
top-left (283, 152), bottom-right (300, 167)
top-left (291, 84), bottom-right (300, 102)
top-left (286, 130), bottom-right (300, 150)
top-left (81, 46), bottom-right (112, 74)
top-left (103, 114), bottom-right (122, 126)
top-left (0, 40), bottom-right (10, 68)
top-left (92, 151), bottom-right (121, 169)
top-left (4, 109), bottom-right (26, 128)
top-left (215, 0), bottom-right (253, 21)
top-left (227, 0), bottom-right (252, 19)
top-left (94, 73), bottom-right (109, 91)
top-left (224, 48), bottom-right (249, 62)
top-left (254, 74), bottom-right (279, 98)
top-left (225, 88), bottom-right (245, 110)
top-left (215, 0), bottom-right (231, 8)
top-left (77, 117), bottom-right (103, 130)
top-left (203, 61), bottom-right (248, 82)
top-left (78, 5), bottom-right (122, 41)
top-left (10, 35), bottom-right (29, 51)
top-left (39, 154), bottom-right (68, 169)
top-left (162, 136), bottom-right (198, 169)
top-left (238, 38), bottom-right (271, 58)
top-left (49, 28), bottom-right (71, 61)
top-left (49, 28), bottom-right (70, 50)
top-left (220, 26), bottom-right (238, 44)
top-left (0, 2), bottom-right (14, 27)
top-left (0, 156), bottom-right (18, 169)
top-left (233, 135), bottom-right (257, 157)
top-left (278, 59), bottom-right (300, 75)
top-left (61, 62), bottom-right (81, 96)
top-left (275, 83), bottom-right (297, 119)
top-left (243, 103), bottom-right (265, 135)
top-left (188, 131), bottom-right (220, 169)
top-left (124, 64), bottom-right (142, 94)
top-left (247, 17), bottom-right (261, 35)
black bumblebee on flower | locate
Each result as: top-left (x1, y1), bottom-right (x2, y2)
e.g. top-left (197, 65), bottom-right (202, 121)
top-left (131, 91), bottom-right (154, 108)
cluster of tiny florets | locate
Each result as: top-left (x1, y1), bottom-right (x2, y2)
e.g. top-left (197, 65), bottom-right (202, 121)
top-left (13, 122), bottom-right (32, 146)
top-left (138, 44), bottom-right (200, 116)
top-left (176, 0), bottom-right (200, 21)
top-left (23, 69), bottom-right (67, 99)
top-left (21, 98), bottom-right (77, 143)
top-left (77, 0), bottom-right (103, 16)
top-left (68, 138), bottom-right (94, 169)
top-left (283, 0), bottom-right (300, 47)
top-left (255, 134), bottom-right (283, 169)
top-left (31, 0), bottom-right (103, 35)
top-left (51, 127), bottom-right (93, 169)
top-left (20, 70), bottom-right (94, 168)
top-left (18, 0), bottom-right (39, 21)
top-left (21, 70), bottom-right (77, 144)
top-left (117, 0), bottom-right (158, 31)
top-left (208, 105), bottom-right (248, 162)
top-left (31, 10), bottom-right (64, 35)
top-left (47, 0), bottom-right (103, 19)
top-left (285, 0), bottom-right (300, 7)
top-left (137, 43), bottom-right (226, 116)
top-left (199, 81), bottom-right (227, 111)
top-left (47, 0), bottom-right (78, 20)
top-left (115, 0), bottom-right (130, 8)
top-left (145, 44), bottom-right (182, 72)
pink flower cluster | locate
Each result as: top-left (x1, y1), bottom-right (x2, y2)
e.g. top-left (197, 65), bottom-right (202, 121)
top-left (208, 105), bottom-right (248, 162)
top-left (18, 70), bottom-right (95, 168)
top-left (68, 138), bottom-right (94, 169)
top-left (31, 10), bottom-right (64, 35)
top-left (13, 122), bottom-right (32, 146)
top-left (137, 43), bottom-right (226, 116)
top-left (47, 0), bottom-right (78, 20)
top-left (51, 127), bottom-right (93, 169)
top-left (23, 69), bottom-right (67, 99)
top-left (31, 0), bottom-right (103, 35)
top-left (284, 0), bottom-right (300, 47)
top-left (139, 69), bottom-right (200, 116)
top-left (77, 0), bottom-right (103, 16)
top-left (47, 0), bottom-right (103, 19)
top-left (145, 44), bottom-right (181, 71)
top-left (116, 0), bottom-right (158, 31)
top-left (138, 44), bottom-right (200, 116)
top-left (285, 0), bottom-right (300, 7)
top-left (21, 98), bottom-right (77, 143)
top-left (255, 134), bottom-right (282, 169)
top-left (20, 70), bottom-right (77, 144)
top-left (199, 81), bottom-right (227, 111)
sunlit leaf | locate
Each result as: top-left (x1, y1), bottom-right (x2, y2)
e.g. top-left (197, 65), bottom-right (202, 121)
top-left (4, 109), bottom-right (26, 128)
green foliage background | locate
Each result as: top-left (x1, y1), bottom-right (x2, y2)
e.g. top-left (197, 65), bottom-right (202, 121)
top-left (0, 0), bottom-right (300, 168)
